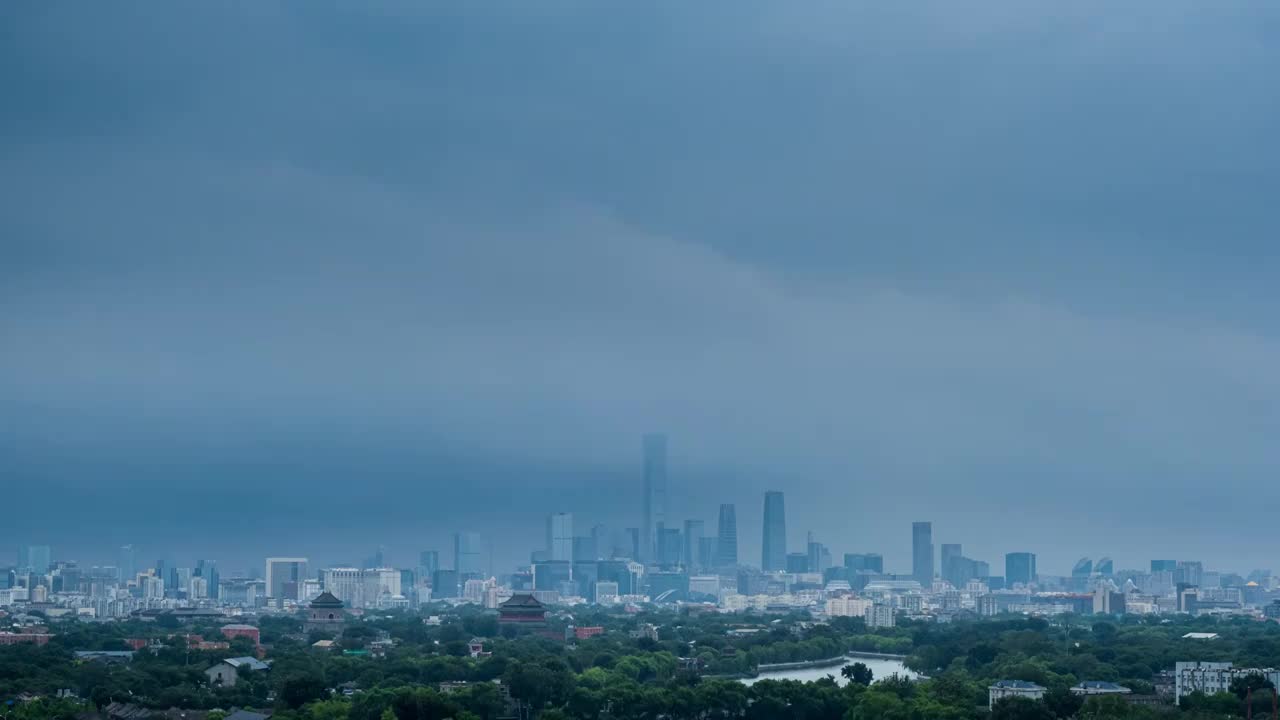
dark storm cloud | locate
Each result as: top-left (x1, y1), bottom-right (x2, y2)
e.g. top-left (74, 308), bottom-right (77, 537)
top-left (3, 1), bottom-right (1279, 573)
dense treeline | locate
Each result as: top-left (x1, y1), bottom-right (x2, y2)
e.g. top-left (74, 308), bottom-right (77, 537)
top-left (6, 608), bottom-right (1280, 719)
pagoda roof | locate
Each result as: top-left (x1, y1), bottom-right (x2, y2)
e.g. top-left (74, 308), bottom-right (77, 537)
top-left (500, 593), bottom-right (545, 609)
top-left (309, 591), bottom-right (344, 609)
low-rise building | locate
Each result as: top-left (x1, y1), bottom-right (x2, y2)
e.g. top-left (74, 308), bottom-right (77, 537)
top-left (989, 680), bottom-right (1046, 708)
top-left (1175, 662), bottom-right (1280, 701)
top-left (1072, 681), bottom-right (1131, 696)
top-left (205, 657), bottom-right (270, 688)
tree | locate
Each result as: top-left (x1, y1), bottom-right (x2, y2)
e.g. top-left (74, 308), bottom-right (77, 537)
top-left (279, 672), bottom-right (329, 709)
top-left (1230, 671), bottom-right (1275, 700)
top-left (991, 696), bottom-right (1055, 720)
top-left (1041, 686), bottom-right (1082, 719)
top-left (841, 663), bottom-right (874, 686)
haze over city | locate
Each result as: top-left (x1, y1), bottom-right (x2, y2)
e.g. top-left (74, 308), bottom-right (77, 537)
top-left (4, 1), bottom-right (1280, 576)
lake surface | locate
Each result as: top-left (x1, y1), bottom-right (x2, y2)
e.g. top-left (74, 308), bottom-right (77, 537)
top-left (741, 656), bottom-right (919, 686)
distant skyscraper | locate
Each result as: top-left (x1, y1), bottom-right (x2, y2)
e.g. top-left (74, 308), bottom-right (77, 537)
top-left (265, 557), bottom-right (308, 599)
top-left (912, 522), bottom-right (933, 586)
top-left (1072, 557), bottom-right (1093, 578)
top-left (18, 545), bottom-right (51, 574)
top-left (656, 524), bottom-right (682, 566)
top-left (1005, 552), bottom-right (1037, 587)
top-left (419, 550), bottom-right (440, 575)
top-left (761, 491), bottom-right (787, 572)
top-left (624, 528), bottom-right (640, 560)
top-left (941, 543), bottom-right (962, 587)
top-left (844, 553), bottom-right (884, 574)
top-left (641, 434), bottom-right (667, 562)
top-left (546, 513), bottom-right (573, 562)
top-left (195, 559), bottom-right (219, 599)
top-left (1151, 559), bottom-right (1177, 573)
top-left (118, 545), bottom-right (136, 583)
top-left (698, 536), bottom-right (717, 569)
top-left (807, 532), bottom-right (831, 574)
top-left (683, 520), bottom-right (704, 569)
top-left (1095, 557), bottom-right (1113, 576)
top-left (716, 504), bottom-right (738, 567)
top-left (453, 531), bottom-right (483, 578)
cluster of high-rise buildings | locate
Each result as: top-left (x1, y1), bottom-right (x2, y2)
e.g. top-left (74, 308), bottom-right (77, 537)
top-left (6, 434), bottom-right (1280, 623)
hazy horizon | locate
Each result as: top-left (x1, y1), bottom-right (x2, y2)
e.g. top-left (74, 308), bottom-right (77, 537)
top-left (4, 2), bottom-right (1280, 575)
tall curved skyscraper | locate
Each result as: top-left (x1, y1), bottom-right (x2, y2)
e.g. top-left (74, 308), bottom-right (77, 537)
top-left (716, 503), bottom-right (738, 567)
top-left (761, 491), bottom-right (786, 572)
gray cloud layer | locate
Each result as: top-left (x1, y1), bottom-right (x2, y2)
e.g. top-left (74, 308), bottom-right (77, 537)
top-left (3, 1), bottom-right (1279, 574)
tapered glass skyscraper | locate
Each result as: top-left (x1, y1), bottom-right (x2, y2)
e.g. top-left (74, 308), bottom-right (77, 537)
top-left (641, 433), bottom-right (667, 562)
top-left (716, 504), bottom-right (738, 567)
top-left (761, 491), bottom-right (786, 572)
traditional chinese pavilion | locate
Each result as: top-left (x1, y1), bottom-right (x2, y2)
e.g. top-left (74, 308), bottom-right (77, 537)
top-left (497, 593), bottom-right (547, 627)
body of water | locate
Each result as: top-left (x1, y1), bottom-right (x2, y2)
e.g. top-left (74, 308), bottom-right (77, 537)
top-left (741, 655), bottom-right (919, 686)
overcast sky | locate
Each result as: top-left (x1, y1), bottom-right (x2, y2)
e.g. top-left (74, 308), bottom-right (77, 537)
top-left (3, 1), bottom-right (1280, 576)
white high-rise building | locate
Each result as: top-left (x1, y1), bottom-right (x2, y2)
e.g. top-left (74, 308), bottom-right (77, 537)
top-left (866, 603), bottom-right (896, 628)
top-left (826, 596), bottom-right (873, 618)
top-left (265, 558), bottom-right (309, 600)
top-left (321, 568), bottom-right (364, 607)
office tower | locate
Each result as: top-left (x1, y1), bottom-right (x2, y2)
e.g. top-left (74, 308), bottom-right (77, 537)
top-left (761, 491), bottom-right (787, 572)
top-left (716, 504), bottom-right (738, 567)
top-left (195, 560), bottom-right (219, 599)
top-left (1072, 557), bottom-right (1093, 578)
top-left (173, 567), bottom-right (193, 596)
top-left (641, 434), bottom-right (668, 561)
top-left (533, 561), bottom-right (572, 592)
top-left (364, 546), bottom-right (386, 569)
top-left (1005, 552), bottom-right (1037, 587)
top-left (17, 545), bottom-right (51, 574)
top-left (118, 545), bottom-right (136, 584)
top-left (590, 525), bottom-right (610, 560)
top-left (546, 513), bottom-right (573, 562)
top-left (598, 560), bottom-right (635, 595)
top-left (698, 536), bottom-right (716, 569)
top-left (453, 531), bottom-right (483, 578)
top-left (786, 553), bottom-right (810, 573)
top-left (624, 528), bottom-right (640, 560)
top-left (844, 553), bottom-right (884, 574)
top-left (683, 520), bottom-right (704, 569)
top-left (1151, 559), bottom-right (1177, 573)
top-left (941, 543), bottom-right (962, 586)
top-left (1095, 557), bottom-right (1113, 576)
top-left (1176, 560), bottom-right (1203, 587)
top-left (431, 569), bottom-right (460, 599)
top-left (572, 536), bottom-right (597, 563)
top-left (265, 558), bottom-right (309, 600)
top-left (419, 551), bottom-right (440, 575)
top-left (657, 525), bottom-right (682, 566)
top-left (912, 522), bottom-right (934, 586)
top-left (807, 533), bottom-right (830, 574)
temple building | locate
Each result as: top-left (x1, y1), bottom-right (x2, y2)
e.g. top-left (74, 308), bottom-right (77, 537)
top-left (304, 591), bottom-right (346, 637)
top-left (497, 593), bottom-right (547, 627)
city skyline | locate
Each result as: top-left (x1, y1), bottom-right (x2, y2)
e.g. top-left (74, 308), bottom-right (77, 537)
top-left (6, 2), bottom-right (1280, 578)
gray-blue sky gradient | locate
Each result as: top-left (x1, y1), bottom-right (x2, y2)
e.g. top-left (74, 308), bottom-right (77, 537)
top-left (3, 1), bottom-right (1279, 575)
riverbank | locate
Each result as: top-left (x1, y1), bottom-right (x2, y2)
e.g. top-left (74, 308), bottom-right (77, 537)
top-left (845, 650), bottom-right (908, 661)
top-left (705, 655), bottom-right (849, 681)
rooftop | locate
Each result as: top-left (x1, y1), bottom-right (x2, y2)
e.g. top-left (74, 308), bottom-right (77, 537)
top-left (222, 657), bottom-right (270, 671)
top-left (991, 680), bottom-right (1046, 690)
top-left (309, 592), bottom-right (344, 609)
